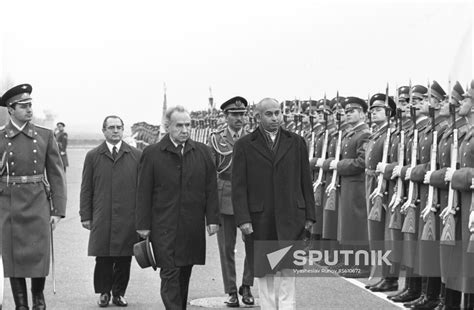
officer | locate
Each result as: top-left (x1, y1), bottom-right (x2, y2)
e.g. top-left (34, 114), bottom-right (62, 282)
top-left (0, 84), bottom-right (67, 310)
top-left (209, 96), bottom-right (254, 307)
top-left (55, 122), bottom-right (68, 171)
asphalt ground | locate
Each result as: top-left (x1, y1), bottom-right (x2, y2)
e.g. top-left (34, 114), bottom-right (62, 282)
top-left (1, 146), bottom-right (406, 309)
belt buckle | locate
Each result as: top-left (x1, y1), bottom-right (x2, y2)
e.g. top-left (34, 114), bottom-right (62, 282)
top-left (20, 176), bottom-right (27, 183)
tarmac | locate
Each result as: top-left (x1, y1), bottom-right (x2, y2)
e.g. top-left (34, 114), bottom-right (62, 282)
top-left (1, 146), bottom-right (407, 309)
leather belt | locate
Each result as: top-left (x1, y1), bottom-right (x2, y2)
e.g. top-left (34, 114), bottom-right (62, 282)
top-left (0, 174), bottom-right (44, 184)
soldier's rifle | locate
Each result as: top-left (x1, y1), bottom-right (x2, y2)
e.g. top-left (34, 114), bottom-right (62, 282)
top-left (298, 114), bottom-right (304, 137)
top-left (440, 85), bottom-right (459, 245)
top-left (313, 106), bottom-right (329, 202)
top-left (198, 120), bottom-right (204, 143)
top-left (367, 93), bottom-right (373, 134)
top-left (308, 115), bottom-right (316, 158)
top-left (324, 105), bottom-right (342, 211)
top-left (43, 178), bottom-right (56, 294)
top-left (388, 107), bottom-right (404, 229)
top-left (467, 178), bottom-right (474, 253)
top-left (368, 84), bottom-right (391, 221)
top-left (421, 83), bottom-right (439, 240)
top-left (203, 118), bottom-right (211, 144)
top-left (401, 103), bottom-right (419, 234)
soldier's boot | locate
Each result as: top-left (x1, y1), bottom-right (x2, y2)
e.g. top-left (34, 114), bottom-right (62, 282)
top-left (387, 276), bottom-right (409, 300)
top-left (31, 277), bottom-right (46, 310)
top-left (443, 288), bottom-right (461, 310)
top-left (391, 275), bottom-right (422, 303)
top-left (404, 277), bottom-right (428, 308)
top-left (10, 277), bottom-right (29, 310)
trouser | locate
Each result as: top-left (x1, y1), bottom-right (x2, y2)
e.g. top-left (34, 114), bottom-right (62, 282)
top-left (217, 214), bottom-right (253, 293)
top-left (94, 256), bottom-right (132, 297)
top-left (10, 277), bottom-right (45, 309)
top-left (160, 265), bottom-right (193, 310)
top-left (258, 269), bottom-right (296, 310)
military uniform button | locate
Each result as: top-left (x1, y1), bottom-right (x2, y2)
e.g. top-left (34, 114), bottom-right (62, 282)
top-left (442, 153), bottom-right (444, 156)
top-left (33, 150), bottom-right (37, 153)
top-left (33, 140), bottom-right (37, 143)
top-left (7, 142), bottom-right (11, 146)
top-left (11, 172), bottom-right (15, 176)
top-left (10, 162), bottom-right (14, 165)
top-left (9, 152), bottom-right (13, 155)
top-left (34, 132), bottom-right (37, 135)
top-left (33, 170), bottom-right (37, 174)
top-left (33, 160), bottom-right (37, 163)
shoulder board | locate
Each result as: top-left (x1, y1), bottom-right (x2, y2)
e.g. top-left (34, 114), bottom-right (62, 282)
top-left (210, 128), bottom-right (225, 136)
top-left (33, 124), bottom-right (53, 132)
top-left (0, 125), bottom-right (5, 131)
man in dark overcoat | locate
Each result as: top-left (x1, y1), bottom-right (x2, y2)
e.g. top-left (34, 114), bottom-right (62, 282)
top-left (0, 84), bottom-right (67, 310)
top-left (136, 106), bottom-right (219, 310)
top-left (232, 98), bottom-right (315, 309)
top-left (80, 115), bottom-right (141, 307)
top-left (55, 122), bottom-right (68, 171)
top-left (209, 96), bottom-right (254, 307)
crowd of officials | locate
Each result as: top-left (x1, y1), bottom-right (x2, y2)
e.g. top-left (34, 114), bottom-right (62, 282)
top-left (0, 80), bottom-right (473, 310)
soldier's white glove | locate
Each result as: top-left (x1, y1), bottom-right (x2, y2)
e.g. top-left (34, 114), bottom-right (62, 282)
top-left (376, 162), bottom-right (387, 174)
top-left (423, 171), bottom-right (433, 184)
top-left (315, 158), bottom-right (325, 168)
top-left (207, 224), bottom-right (219, 236)
top-left (240, 223), bottom-right (254, 235)
top-left (405, 167), bottom-right (413, 181)
top-left (329, 160), bottom-right (338, 170)
top-left (50, 216), bottom-right (61, 231)
top-left (444, 167), bottom-right (454, 182)
top-left (469, 211), bottom-right (474, 233)
top-left (391, 165), bottom-right (401, 179)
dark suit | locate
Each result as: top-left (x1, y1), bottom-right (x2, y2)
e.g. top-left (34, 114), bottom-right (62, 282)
top-left (136, 134), bottom-right (219, 309)
top-left (80, 141), bottom-right (141, 297)
top-left (232, 127), bottom-right (316, 277)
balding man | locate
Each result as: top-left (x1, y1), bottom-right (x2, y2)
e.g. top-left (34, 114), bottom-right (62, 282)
top-left (232, 98), bottom-right (316, 310)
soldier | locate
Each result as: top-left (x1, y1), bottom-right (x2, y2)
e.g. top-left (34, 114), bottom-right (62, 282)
top-left (377, 86), bottom-right (411, 300)
top-left (55, 122), bottom-right (68, 172)
top-left (449, 80), bottom-right (474, 309)
top-left (403, 81), bottom-right (448, 309)
top-left (329, 96), bottom-right (370, 275)
top-left (209, 96), bottom-right (254, 307)
top-left (0, 84), bottom-right (67, 310)
top-left (425, 81), bottom-right (470, 309)
top-left (365, 92), bottom-right (398, 291)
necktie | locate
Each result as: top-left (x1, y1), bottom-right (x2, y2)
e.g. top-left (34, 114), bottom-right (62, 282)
top-left (176, 144), bottom-right (183, 155)
top-left (112, 146), bottom-right (118, 160)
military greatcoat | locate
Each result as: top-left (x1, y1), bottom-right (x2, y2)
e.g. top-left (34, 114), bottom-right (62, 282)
top-left (336, 122), bottom-right (370, 244)
top-left (0, 121), bottom-right (67, 277)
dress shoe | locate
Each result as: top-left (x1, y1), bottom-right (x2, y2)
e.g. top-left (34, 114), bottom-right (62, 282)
top-left (387, 288), bottom-right (407, 300)
top-left (433, 300), bottom-right (445, 310)
top-left (370, 279), bottom-right (398, 292)
top-left (224, 292), bottom-right (239, 307)
top-left (403, 294), bottom-right (425, 308)
top-left (239, 285), bottom-right (255, 306)
top-left (411, 297), bottom-right (442, 309)
top-left (391, 289), bottom-right (421, 303)
top-left (365, 279), bottom-right (383, 289)
top-left (32, 292), bottom-right (46, 310)
top-left (112, 296), bottom-right (128, 307)
top-left (98, 293), bottom-right (110, 307)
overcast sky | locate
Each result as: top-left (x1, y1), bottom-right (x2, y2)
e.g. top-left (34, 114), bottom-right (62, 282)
top-left (0, 0), bottom-right (472, 135)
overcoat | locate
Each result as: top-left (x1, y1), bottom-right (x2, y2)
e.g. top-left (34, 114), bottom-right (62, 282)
top-left (449, 126), bottom-right (474, 293)
top-left (429, 117), bottom-right (469, 288)
top-left (232, 127), bottom-right (316, 277)
top-left (136, 134), bottom-right (219, 268)
top-left (55, 130), bottom-right (69, 168)
top-left (0, 121), bottom-right (66, 277)
top-left (336, 122), bottom-right (370, 244)
top-left (79, 141), bottom-right (141, 256)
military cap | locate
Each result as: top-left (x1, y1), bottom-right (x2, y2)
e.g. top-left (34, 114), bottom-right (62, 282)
top-left (369, 93), bottom-right (396, 117)
top-left (426, 80), bottom-right (446, 101)
top-left (330, 96), bottom-right (345, 111)
top-left (398, 86), bottom-right (410, 100)
top-left (411, 85), bottom-right (428, 100)
top-left (463, 80), bottom-right (474, 98)
top-left (316, 98), bottom-right (333, 112)
top-left (343, 96), bottom-right (368, 112)
top-left (220, 96), bottom-right (248, 112)
top-left (56, 122), bottom-right (66, 127)
top-left (451, 81), bottom-right (464, 103)
top-left (0, 84), bottom-right (32, 107)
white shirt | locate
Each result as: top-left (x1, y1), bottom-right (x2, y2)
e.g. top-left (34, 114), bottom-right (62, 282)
top-left (264, 129), bottom-right (278, 143)
top-left (106, 140), bottom-right (122, 155)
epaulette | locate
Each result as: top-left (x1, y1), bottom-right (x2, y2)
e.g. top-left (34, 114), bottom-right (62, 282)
top-left (33, 124), bottom-right (53, 133)
top-left (0, 125), bottom-right (5, 131)
top-left (210, 128), bottom-right (225, 136)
